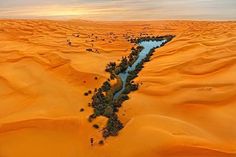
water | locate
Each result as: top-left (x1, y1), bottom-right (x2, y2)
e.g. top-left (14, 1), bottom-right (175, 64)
top-left (114, 39), bottom-right (166, 99)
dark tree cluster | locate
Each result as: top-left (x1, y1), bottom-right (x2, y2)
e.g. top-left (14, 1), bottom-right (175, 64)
top-left (122, 82), bottom-right (139, 95)
top-left (104, 45), bottom-right (144, 81)
top-left (103, 115), bottom-right (123, 138)
top-left (128, 46), bottom-right (144, 65)
top-left (88, 35), bottom-right (175, 139)
top-left (114, 57), bottom-right (129, 75)
top-left (101, 81), bottom-right (111, 92)
top-left (105, 62), bottom-right (116, 73)
top-left (88, 79), bottom-right (123, 137)
top-left (129, 35), bottom-right (175, 44)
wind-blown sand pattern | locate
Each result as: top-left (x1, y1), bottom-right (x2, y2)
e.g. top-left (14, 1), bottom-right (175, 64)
top-left (0, 20), bottom-right (235, 157)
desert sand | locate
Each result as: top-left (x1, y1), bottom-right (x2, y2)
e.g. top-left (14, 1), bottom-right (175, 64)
top-left (0, 19), bottom-right (235, 157)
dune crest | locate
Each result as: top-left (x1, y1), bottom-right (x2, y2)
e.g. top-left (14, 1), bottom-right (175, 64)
top-left (0, 20), bottom-right (236, 157)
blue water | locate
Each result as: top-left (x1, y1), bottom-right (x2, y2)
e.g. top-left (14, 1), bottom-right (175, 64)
top-left (114, 39), bottom-right (166, 99)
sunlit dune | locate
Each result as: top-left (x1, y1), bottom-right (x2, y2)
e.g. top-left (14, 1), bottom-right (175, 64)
top-left (0, 19), bottom-right (235, 157)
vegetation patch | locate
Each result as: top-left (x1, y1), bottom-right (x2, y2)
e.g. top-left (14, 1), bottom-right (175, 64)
top-left (88, 35), bottom-right (175, 139)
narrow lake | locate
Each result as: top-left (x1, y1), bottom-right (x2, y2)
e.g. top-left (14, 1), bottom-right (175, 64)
top-left (114, 39), bottom-right (166, 99)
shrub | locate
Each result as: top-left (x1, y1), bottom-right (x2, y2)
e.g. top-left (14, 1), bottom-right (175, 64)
top-left (88, 114), bottom-right (96, 122)
top-left (98, 140), bottom-right (104, 145)
top-left (93, 124), bottom-right (99, 129)
top-left (86, 48), bottom-right (93, 52)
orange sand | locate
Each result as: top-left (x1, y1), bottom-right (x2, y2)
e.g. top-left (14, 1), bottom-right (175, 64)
top-left (0, 20), bottom-right (235, 157)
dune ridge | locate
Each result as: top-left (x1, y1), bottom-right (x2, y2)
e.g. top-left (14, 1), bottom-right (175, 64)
top-left (0, 20), bottom-right (235, 157)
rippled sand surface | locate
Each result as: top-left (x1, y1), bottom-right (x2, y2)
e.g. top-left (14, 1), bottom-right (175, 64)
top-left (0, 20), bottom-right (235, 157)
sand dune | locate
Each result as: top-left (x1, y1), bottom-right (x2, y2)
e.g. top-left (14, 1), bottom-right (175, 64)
top-left (0, 19), bottom-right (235, 157)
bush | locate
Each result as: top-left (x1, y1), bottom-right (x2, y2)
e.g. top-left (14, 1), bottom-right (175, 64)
top-left (98, 140), bottom-right (104, 145)
top-left (88, 114), bottom-right (96, 122)
top-left (93, 124), bottom-right (99, 129)
top-left (86, 48), bottom-right (93, 52)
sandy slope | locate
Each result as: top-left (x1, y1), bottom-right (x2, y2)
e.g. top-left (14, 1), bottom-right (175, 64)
top-left (0, 19), bottom-right (235, 157)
